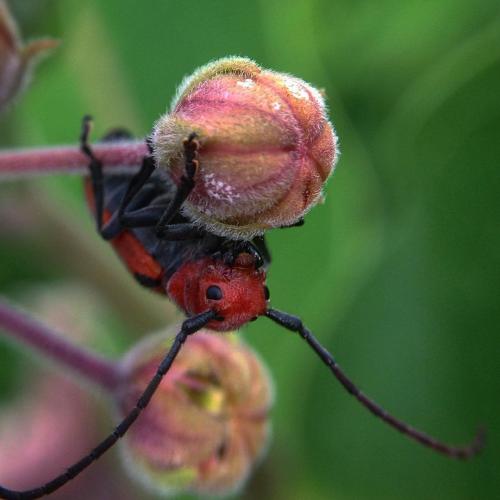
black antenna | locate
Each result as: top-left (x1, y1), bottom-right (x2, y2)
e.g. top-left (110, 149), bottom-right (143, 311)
top-left (266, 308), bottom-right (485, 459)
top-left (0, 310), bottom-right (216, 500)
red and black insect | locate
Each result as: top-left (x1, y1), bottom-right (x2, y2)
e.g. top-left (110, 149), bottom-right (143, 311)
top-left (81, 118), bottom-right (270, 331)
top-left (0, 119), bottom-right (484, 500)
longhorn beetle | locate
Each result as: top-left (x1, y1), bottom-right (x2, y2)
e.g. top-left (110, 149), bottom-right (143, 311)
top-left (0, 118), bottom-right (484, 500)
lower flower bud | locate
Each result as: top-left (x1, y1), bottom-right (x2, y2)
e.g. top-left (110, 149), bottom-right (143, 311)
top-left (117, 328), bottom-right (273, 496)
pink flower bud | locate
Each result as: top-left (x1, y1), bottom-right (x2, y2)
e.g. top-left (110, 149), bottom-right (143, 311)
top-left (153, 57), bottom-right (338, 238)
top-left (0, 1), bottom-right (58, 111)
top-left (117, 328), bottom-right (273, 496)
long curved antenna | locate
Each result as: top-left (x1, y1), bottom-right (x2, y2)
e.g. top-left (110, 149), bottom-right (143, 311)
top-left (266, 308), bottom-right (485, 459)
top-left (0, 309), bottom-right (216, 500)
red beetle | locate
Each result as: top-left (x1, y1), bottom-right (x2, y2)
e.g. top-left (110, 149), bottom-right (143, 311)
top-left (0, 119), bottom-right (483, 500)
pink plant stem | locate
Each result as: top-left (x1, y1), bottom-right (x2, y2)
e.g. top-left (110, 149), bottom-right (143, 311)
top-left (0, 298), bottom-right (121, 392)
top-left (0, 141), bottom-right (148, 179)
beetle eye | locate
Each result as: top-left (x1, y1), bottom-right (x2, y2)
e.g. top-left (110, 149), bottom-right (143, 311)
top-left (264, 286), bottom-right (270, 300)
top-left (206, 285), bottom-right (223, 300)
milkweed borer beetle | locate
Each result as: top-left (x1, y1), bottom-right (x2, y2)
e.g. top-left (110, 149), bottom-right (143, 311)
top-left (0, 118), bottom-right (483, 500)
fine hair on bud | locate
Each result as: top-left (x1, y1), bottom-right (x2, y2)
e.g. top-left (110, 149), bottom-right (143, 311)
top-left (153, 56), bottom-right (339, 239)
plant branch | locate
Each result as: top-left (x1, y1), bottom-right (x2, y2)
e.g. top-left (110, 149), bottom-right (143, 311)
top-left (0, 141), bottom-right (148, 180)
top-left (0, 297), bottom-right (121, 391)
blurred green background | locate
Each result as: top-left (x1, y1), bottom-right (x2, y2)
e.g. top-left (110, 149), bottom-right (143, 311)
top-left (1, 0), bottom-right (499, 498)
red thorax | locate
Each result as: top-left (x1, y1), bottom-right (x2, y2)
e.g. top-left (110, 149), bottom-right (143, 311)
top-left (166, 255), bottom-right (268, 331)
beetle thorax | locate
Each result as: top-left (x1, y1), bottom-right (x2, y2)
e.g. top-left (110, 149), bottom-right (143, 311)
top-left (166, 256), bottom-right (267, 331)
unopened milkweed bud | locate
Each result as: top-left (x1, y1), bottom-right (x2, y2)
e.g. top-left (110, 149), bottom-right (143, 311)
top-left (153, 57), bottom-right (338, 239)
top-left (116, 328), bottom-right (273, 496)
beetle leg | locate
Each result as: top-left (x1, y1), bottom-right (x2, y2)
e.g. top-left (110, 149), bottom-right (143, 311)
top-left (252, 236), bottom-right (272, 266)
top-left (212, 240), bottom-right (265, 269)
top-left (279, 218), bottom-right (304, 229)
top-left (81, 115), bottom-right (106, 236)
top-left (81, 116), bottom-right (156, 240)
top-left (155, 133), bottom-right (199, 238)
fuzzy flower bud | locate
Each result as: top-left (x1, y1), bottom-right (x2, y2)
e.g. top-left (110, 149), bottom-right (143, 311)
top-left (0, 0), bottom-right (58, 111)
top-left (116, 328), bottom-right (273, 496)
top-left (153, 57), bottom-right (338, 239)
